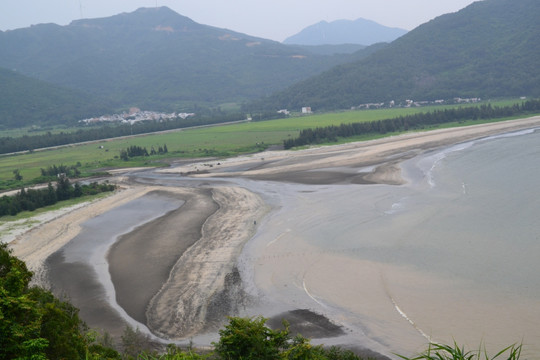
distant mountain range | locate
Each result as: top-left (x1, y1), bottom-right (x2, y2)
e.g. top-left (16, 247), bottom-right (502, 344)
top-left (256, 0), bottom-right (540, 111)
top-left (1, 0), bottom-right (538, 128)
top-left (0, 7), bottom-right (363, 127)
top-left (283, 18), bottom-right (407, 46)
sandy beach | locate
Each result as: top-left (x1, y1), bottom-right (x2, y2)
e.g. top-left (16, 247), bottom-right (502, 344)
top-left (5, 116), bottom-right (540, 357)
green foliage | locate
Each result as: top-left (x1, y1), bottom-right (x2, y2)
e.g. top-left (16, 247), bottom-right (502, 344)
top-left (121, 325), bottom-right (153, 359)
top-left (0, 243), bottom-right (46, 359)
top-left (396, 342), bottom-right (522, 360)
top-left (214, 316), bottom-right (290, 360)
top-left (0, 7), bottom-right (355, 126)
top-left (0, 180), bottom-right (116, 218)
top-left (213, 316), bottom-right (364, 360)
top-left (120, 144), bottom-right (169, 161)
top-left (0, 67), bottom-right (114, 128)
top-left (29, 288), bottom-right (87, 359)
top-left (0, 243), bottom-right (120, 359)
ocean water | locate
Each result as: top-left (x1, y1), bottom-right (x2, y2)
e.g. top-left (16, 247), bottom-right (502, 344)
top-left (398, 128), bottom-right (540, 298)
top-left (243, 127), bottom-right (540, 356)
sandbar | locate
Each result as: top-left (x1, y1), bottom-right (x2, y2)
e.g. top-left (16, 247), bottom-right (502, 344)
top-left (5, 116), bottom-right (540, 357)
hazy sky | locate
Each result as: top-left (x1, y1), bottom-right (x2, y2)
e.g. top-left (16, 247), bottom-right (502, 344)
top-left (1, 0), bottom-right (479, 42)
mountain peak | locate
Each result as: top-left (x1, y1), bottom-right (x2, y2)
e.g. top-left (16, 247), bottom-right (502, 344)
top-left (70, 6), bottom-right (196, 30)
top-left (283, 18), bottom-right (407, 46)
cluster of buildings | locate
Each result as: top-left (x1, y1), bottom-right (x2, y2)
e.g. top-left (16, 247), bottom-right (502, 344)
top-left (351, 97), bottom-right (482, 110)
top-left (79, 107), bottom-right (195, 125)
top-left (278, 97), bottom-right (485, 117)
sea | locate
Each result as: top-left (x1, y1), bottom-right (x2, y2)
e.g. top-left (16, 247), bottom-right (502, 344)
top-left (242, 127), bottom-right (540, 357)
top-left (398, 128), bottom-right (540, 300)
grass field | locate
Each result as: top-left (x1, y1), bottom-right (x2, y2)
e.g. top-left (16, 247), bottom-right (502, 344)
top-left (0, 99), bottom-right (531, 186)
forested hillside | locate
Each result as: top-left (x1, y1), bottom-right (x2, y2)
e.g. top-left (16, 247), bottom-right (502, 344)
top-left (0, 67), bottom-right (114, 128)
top-left (256, 0), bottom-right (540, 111)
top-left (0, 6), bottom-right (354, 118)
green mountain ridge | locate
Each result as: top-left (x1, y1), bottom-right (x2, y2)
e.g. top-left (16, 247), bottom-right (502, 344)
top-left (257, 0), bottom-right (540, 111)
top-left (0, 6), bottom-right (360, 124)
top-left (0, 67), bottom-right (113, 128)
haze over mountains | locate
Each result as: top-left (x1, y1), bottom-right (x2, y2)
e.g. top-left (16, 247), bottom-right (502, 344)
top-left (0, 7), bottom-right (363, 126)
top-left (283, 18), bottom-right (407, 46)
top-left (257, 0), bottom-right (540, 111)
top-left (0, 0), bottom-right (538, 128)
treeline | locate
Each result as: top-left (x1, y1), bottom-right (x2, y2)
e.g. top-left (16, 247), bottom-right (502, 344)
top-left (0, 178), bottom-right (115, 217)
top-left (40, 163), bottom-right (82, 178)
top-left (119, 144), bottom-right (168, 161)
top-left (284, 99), bottom-right (540, 149)
top-left (0, 112), bottom-right (244, 154)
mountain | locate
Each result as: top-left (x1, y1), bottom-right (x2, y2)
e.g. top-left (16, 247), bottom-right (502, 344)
top-left (259, 0), bottom-right (540, 111)
top-left (0, 67), bottom-right (113, 128)
top-left (285, 44), bottom-right (366, 56)
top-left (283, 18), bottom-right (407, 46)
top-left (0, 7), bottom-right (354, 119)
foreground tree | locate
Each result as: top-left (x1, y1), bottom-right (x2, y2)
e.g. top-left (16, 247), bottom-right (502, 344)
top-left (214, 316), bottom-right (290, 360)
top-left (213, 316), bottom-right (363, 360)
top-left (0, 242), bottom-right (48, 358)
top-left (0, 243), bottom-right (120, 359)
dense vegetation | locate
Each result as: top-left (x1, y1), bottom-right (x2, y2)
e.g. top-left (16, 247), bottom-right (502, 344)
top-left (0, 179), bottom-right (115, 217)
top-left (284, 99), bottom-right (540, 148)
top-left (2, 1), bottom-right (537, 127)
top-left (0, 67), bottom-right (114, 128)
top-left (120, 144), bottom-right (168, 160)
top-left (0, 242), bottom-right (121, 359)
top-left (256, 0), bottom-right (540, 112)
top-left (0, 6), bottom-right (358, 125)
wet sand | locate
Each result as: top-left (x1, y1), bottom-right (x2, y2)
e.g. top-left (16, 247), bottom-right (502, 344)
top-left (108, 188), bottom-right (218, 325)
top-left (6, 116), bottom-right (540, 357)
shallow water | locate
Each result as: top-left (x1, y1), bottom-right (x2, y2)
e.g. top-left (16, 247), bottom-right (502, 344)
top-left (44, 128), bottom-right (540, 357)
top-left (240, 128), bottom-right (540, 357)
top-left (47, 192), bottom-right (184, 333)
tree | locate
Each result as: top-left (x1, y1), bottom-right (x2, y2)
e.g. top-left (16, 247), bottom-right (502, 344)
top-left (213, 316), bottom-right (289, 360)
top-left (0, 243), bottom-right (48, 359)
top-left (73, 182), bottom-right (83, 198)
top-left (45, 182), bottom-right (57, 205)
top-left (0, 243), bottom-right (119, 359)
top-left (55, 175), bottom-right (72, 201)
top-left (12, 169), bottom-right (23, 181)
top-left (121, 325), bottom-right (152, 358)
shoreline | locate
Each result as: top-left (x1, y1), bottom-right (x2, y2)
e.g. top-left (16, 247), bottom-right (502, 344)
top-left (4, 116), bottom-right (540, 356)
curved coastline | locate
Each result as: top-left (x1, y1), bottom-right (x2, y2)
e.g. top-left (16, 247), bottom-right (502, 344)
top-left (5, 116), bottom-right (540, 356)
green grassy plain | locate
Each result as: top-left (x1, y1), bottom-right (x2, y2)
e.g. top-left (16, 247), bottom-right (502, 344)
top-left (0, 99), bottom-right (529, 185)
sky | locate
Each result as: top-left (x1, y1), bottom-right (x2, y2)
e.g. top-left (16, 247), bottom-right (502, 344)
top-left (1, 0), bottom-right (479, 42)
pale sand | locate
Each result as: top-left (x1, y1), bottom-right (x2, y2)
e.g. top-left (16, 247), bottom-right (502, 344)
top-left (146, 186), bottom-right (269, 339)
top-left (4, 116), bottom-right (540, 356)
